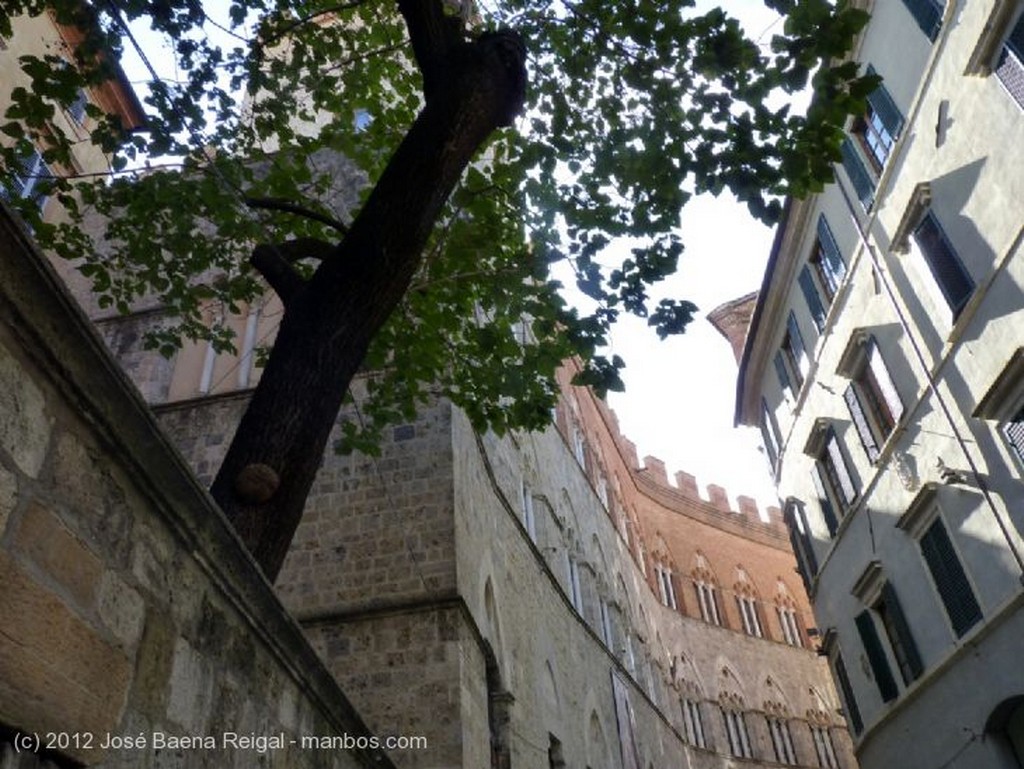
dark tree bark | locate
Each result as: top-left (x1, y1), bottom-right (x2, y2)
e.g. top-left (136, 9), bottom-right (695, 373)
top-left (209, 0), bottom-right (528, 579)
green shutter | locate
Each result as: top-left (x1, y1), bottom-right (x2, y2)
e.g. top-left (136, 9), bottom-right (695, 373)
top-left (841, 138), bottom-right (875, 209)
top-left (833, 652), bottom-right (864, 734)
top-left (900, 0), bottom-right (943, 41)
top-left (811, 466), bottom-right (839, 537)
top-left (920, 519), bottom-right (982, 637)
top-left (855, 610), bottom-right (899, 702)
top-left (799, 267), bottom-right (826, 332)
top-left (844, 384), bottom-right (880, 461)
top-left (865, 65), bottom-right (905, 137)
top-left (913, 212), bottom-right (974, 317)
top-left (817, 215), bottom-right (846, 291)
top-left (881, 582), bottom-right (924, 681)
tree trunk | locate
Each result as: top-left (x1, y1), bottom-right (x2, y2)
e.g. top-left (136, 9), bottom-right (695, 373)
top-left (209, 10), bottom-right (527, 580)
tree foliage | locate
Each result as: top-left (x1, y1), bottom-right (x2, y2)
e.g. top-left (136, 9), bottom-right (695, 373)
top-left (2, 0), bottom-right (870, 444)
top-left (0, 0), bottom-right (873, 575)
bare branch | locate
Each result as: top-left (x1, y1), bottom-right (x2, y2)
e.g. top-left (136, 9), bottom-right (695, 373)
top-left (245, 196), bottom-right (349, 234)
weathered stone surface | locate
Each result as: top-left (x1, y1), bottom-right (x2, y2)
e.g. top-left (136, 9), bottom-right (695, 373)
top-left (0, 552), bottom-right (131, 762)
top-left (0, 345), bottom-right (51, 477)
top-left (13, 501), bottom-right (103, 609)
top-left (0, 465), bottom-right (16, 536)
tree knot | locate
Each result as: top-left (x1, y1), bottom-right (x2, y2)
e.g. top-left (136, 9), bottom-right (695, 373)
top-left (235, 463), bottom-right (280, 504)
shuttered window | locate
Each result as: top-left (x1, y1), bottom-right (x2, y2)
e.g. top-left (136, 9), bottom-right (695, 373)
top-left (876, 582), bottom-right (924, 685)
top-left (845, 384), bottom-right (881, 461)
top-left (901, 0), bottom-right (943, 40)
top-left (761, 398), bottom-right (781, 471)
top-left (996, 12), bottom-right (1024, 109)
top-left (855, 610), bottom-right (899, 702)
top-left (832, 652), bottom-right (863, 734)
top-left (785, 502), bottom-right (818, 591)
top-left (825, 431), bottom-right (858, 507)
top-left (913, 211), bottom-right (974, 318)
top-left (814, 215), bottom-right (846, 299)
top-left (811, 466), bottom-right (839, 538)
top-left (775, 351), bottom-right (794, 401)
top-left (0, 147), bottom-right (51, 210)
top-left (799, 267), bottom-right (827, 331)
top-left (776, 313), bottom-right (808, 402)
top-left (920, 518), bottom-right (982, 637)
top-left (841, 138), bottom-right (875, 209)
top-left (844, 338), bottom-right (904, 461)
top-left (1002, 405), bottom-right (1024, 466)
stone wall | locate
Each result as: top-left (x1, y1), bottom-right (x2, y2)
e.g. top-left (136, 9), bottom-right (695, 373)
top-left (0, 206), bottom-right (392, 769)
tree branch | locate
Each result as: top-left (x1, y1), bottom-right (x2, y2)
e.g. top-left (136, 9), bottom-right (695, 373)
top-left (260, 0), bottom-right (370, 48)
top-left (245, 196), bottom-right (349, 234)
top-left (396, 0), bottom-right (464, 101)
top-left (250, 243), bottom-right (307, 304)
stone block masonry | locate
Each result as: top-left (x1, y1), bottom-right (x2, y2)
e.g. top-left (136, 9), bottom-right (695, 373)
top-left (0, 204), bottom-right (393, 769)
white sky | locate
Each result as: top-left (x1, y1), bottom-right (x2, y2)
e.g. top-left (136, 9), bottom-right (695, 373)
top-left (598, 0), bottom-right (788, 516)
top-left (605, 192), bottom-right (779, 515)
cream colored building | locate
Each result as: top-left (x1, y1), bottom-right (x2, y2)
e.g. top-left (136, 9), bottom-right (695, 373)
top-left (736, 1), bottom-right (1024, 767)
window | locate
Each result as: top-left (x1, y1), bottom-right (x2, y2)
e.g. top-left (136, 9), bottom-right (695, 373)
top-left (67, 88), bottom-right (89, 124)
top-left (0, 146), bottom-right (52, 211)
top-left (520, 481), bottom-right (537, 541)
top-left (774, 312), bottom-right (809, 401)
top-left (809, 427), bottom-right (858, 534)
top-left (655, 564), bottom-right (677, 609)
top-left (995, 12), bottom-right (1024, 108)
top-left (760, 398), bottom-right (782, 473)
top-left (799, 266), bottom-right (827, 332)
top-left (720, 706), bottom-right (753, 759)
top-left (567, 557), bottom-right (582, 612)
top-left (784, 501), bottom-right (819, 592)
top-left (920, 517), bottom-right (983, 637)
top-left (900, 0), bottom-right (943, 41)
top-left (810, 214), bottom-right (846, 303)
top-left (596, 474), bottom-right (609, 509)
top-left (572, 424), bottom-right (586, 465)
top-left (777, 605), bottom-right (803, 647)
top-left (832, 649), bottom-right (864, 734)
top-left (912, 211), bottom-right (974, 319)
top-left (681, 698), bottom-right (707, 748)
top-left (811, 725), bottom-right (839, 768)
top-left (1002, 404), bottom-right (1024, 467)
top-left (736, 595), bottom-right (763, 638)
top-left (855, 608), bottom-right (899, 703)
top-left (599, 599), bottom-right (614, 646)
top-left (873, 582), bottom-right (924, 686)
top-left (841, 68), bottom-right (905, 208)
top-left (694, 579), bottom-right (722, 626)
top-left (840, 335), bottom-right (904, 462)
top-left (768, 717), bottom-right (798, 765)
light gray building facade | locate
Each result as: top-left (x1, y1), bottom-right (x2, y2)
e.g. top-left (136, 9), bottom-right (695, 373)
top-left (736, 1), bottom-right (1024, 767)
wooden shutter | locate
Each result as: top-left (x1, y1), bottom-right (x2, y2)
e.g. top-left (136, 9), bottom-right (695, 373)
top-left (900, 0), bottom-right (943, 40)
top-left (817, 215), bottom-right (846, 291)
top-left (811, 466), bottom-right (839, 537)
top-left (826, 432), bottom-right (858, 506)
top-left (787, 312), bottom-right (808, 376)
top-left (920, 519), bottom-right (983, 637)
top-left (799, 267), bottom-right (826, 331)
top-left (774, 351), bottom-right (793, 399)
top-left (855, 610), bottom-right (899, 702)
top-left (761, 399), bottom-right (780, 469)
top-left (1007, 12), bottom-right (1024, 61)
top-left (845, 384), bottom-right (880, 461)
top-left (880, 582), bottom-right (924, 680)
top-left (1003, 406), bottom-right (1024, 464)
top-left (841, 138), bottom-right (875, 209)
top-left (913, 212), bottom-right (974, 316)
top-left (865, 65), bottom-right (905, 137)
top-left (832, 652), bottom-right (864, 734)
top-left (867, 341), bottom-right (904, 423)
